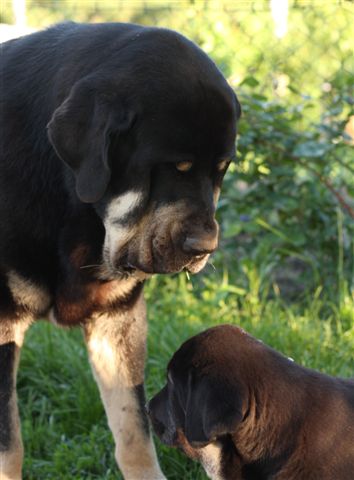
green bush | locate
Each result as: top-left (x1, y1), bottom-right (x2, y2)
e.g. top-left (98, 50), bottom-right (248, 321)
top-left (216, 70), bottom-right (353, 301)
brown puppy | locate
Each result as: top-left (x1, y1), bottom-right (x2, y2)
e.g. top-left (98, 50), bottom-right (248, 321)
top-left (148, 325), bottom-right (354, 480)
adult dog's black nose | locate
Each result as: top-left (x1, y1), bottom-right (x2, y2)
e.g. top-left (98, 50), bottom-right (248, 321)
top-left (183, 232), bottom-right (218, 255)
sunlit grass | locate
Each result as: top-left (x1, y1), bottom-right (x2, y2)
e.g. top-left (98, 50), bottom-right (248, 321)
top-left (19, 273), bottom-right (353, 479)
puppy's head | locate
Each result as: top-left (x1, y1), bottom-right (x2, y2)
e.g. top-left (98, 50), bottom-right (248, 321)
top-left (48, 27), bottom-right (241, 277)
top-left (148, 325), bottom-right (250, 449)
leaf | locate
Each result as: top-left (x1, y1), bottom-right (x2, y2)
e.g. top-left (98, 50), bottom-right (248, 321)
top-left (223, 223), bottom-right (243, 238)
top-left (240, 76), bottom-right (260, 87)
top-left (292, 141), bottom-right (331, 158)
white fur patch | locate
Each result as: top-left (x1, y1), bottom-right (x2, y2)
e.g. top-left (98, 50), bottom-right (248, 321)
top-left (199, 442), bottom-right (223, 480)
top-left (7, 271), bottom-right (51, 315)
top-left (105, 191), bottom-right (143, 224)
top-left (103, 191), bottom-right (143, 265)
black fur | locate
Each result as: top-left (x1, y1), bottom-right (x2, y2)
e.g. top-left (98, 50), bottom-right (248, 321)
top-left (0, 22), bottom-right (239, 475)
top-left (134, 383), bottom-right (150, 436)
top-left (0, 22), bottom-right (239, 325)
top-left (0, 343), bottom-right (16, 451)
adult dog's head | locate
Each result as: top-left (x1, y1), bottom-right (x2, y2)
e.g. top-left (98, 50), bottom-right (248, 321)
top-left (48, 26), bottom-right (240, 277)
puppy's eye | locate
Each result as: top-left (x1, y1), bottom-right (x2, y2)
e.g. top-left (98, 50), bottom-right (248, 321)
top-left (176, 161), bottom-right (193, 172)
top-left (216, 158), bottom-right (230, 172)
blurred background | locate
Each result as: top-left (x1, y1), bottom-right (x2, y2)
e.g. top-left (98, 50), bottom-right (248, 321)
top-left (1, 1), bottom-right (353, 479)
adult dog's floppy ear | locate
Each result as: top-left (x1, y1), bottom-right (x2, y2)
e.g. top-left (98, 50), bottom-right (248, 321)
top-left (233, 91), bottom-right (242, 120)
top-left (184, 372), bottom-right (243, 448)
top-left (47, 79), bottom-right (134, 203)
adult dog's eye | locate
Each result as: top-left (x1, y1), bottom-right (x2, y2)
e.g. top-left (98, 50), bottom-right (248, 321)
top-left (176, 161), bottom-right (193, 172)
top-left (216, 158), bottom-right (230, 172)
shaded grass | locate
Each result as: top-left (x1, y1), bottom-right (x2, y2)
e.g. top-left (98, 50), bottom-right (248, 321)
top-left (18, 273), bottom-right (354, 479)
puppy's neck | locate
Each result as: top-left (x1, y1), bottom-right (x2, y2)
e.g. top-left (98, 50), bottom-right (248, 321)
top-left (233, 366), bottom-right (307, 472)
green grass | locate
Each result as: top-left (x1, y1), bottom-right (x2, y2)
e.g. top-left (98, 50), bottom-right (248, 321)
top-left (18, 273), bottom-right (354, 479)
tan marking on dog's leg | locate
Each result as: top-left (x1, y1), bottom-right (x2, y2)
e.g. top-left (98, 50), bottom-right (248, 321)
top-left (0, 318), bottom-right (31, 480)
top-left (0, 371), bottom-right (23, 480)
top-left (84, 296), bottom-right (165, 480)
top-left (7, 271), bottom-right (51, 315)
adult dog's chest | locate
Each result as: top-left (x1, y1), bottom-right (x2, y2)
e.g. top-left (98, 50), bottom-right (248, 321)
top-left (5, 240), bottom-right (143, 326)
top-left (52, 274), bottom-right (144, 326)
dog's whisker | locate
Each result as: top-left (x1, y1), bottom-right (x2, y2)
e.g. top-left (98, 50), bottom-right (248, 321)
top-left (80, 264), bottom-right (102, 269)
top-left (207, 260), bottom-right (217, 272)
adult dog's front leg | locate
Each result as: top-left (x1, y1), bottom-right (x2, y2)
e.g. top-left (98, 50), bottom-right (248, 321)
top-left (0, 319), bottom-right (30, 480)
top-left (83, 294), bottom-right (165, 480)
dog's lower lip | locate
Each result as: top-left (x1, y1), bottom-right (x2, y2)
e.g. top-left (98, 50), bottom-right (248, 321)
top-left (110, 262), bottom-right (137, 275)
top-left (122, 263), bottom-right (136, 272)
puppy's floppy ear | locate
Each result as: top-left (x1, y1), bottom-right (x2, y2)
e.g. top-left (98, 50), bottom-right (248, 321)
top-left (47, 79), bottom-right (135, 203)
top-left (184, 371), bottom-right (243, 447)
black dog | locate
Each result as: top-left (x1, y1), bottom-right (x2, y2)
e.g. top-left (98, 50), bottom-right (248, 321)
top-left (148, 325), bottom-right (354, 480)
top-left (0, 22), bottom-right (240, 479)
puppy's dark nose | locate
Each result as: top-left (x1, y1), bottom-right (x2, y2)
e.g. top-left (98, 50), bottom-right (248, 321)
top-left (183, 233), bottom-right (218, 255)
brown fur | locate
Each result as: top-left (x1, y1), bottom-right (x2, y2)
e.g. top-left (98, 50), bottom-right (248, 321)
top-left (149, 325), bottom-right (354, 480)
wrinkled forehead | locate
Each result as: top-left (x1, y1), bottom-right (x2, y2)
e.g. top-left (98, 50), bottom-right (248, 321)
top-left (136, 119), bottom-right (235, 171)
top-left (135, 82), bottom-right (237, 161)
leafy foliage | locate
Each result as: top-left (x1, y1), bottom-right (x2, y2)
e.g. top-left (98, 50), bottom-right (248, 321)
top-left (216, 68), bottom-right (353, 300)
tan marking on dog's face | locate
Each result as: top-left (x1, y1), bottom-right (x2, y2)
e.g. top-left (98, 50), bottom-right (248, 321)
top-left (103, 191), bottom-right (144, 266)
top-left (213, 186), bottom-right (221, 205)
top-left (175, 160), bottom-right (193, 172)
top-left (185, 254), bottom-right (210, 274)
top-left (216, 158), bottom-right (230, 172)
top-left (7, 271), bottom-right (51, 315)
top-left (119, 200), bottom-right (216, 274)
top-left (102, 187), bottom-right (219, 275)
